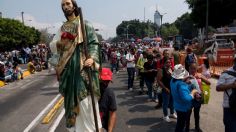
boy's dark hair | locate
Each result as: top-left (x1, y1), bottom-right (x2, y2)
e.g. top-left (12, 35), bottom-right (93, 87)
top-left (147, 54), bottom-right (153, 60)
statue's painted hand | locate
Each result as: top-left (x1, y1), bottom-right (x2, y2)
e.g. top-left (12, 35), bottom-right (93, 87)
top-left (84, 58), bottom-right (94, 67)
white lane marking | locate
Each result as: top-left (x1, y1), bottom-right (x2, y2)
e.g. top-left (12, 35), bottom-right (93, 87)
top-left (20, 79), bottom-right (38, 89)
top-left (49, 108), bottom-right (65, 132)
top-left (23, 94), bottom-right (61, 132)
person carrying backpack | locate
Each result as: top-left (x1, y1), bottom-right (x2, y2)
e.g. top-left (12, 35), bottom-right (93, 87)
top-left (216, 55), bottom-right (236, 132)
top-left (185, 47), bottom-right (198, 72)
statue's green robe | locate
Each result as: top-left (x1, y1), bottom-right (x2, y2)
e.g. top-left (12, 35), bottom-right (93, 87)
top-left (56, 16), bottom-right (100, 127)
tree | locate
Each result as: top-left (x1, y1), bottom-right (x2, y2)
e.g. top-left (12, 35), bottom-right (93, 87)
top-left (161, 23), bottom-right (179, 39)
top-left (174, 13), bottom-right (198, 39)
top-left (116, 19), bottom-right (157, 39)
top-left (0, 18), bottom-right (40, 51)
top-left (39, 29), bottom-right (52, 45)
top-left (186, 0), bottom-right (236, 28)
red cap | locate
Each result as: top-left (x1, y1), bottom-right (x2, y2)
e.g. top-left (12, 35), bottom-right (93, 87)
top-left (100, 68), bottom-right (113, 81)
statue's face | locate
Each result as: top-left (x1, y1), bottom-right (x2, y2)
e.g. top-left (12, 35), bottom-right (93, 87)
top-left (61, 0), bottom-right (75, 17)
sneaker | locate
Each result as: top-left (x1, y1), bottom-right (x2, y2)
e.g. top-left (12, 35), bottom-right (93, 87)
top-left (169, 113), bottom-right (177, 119)
top-left (154, 104), bottom-right (162, 109)
top-left (163, 116), bottom-right (171, 122)
top-left (129, 88), bottom-right (133, 91)
top-left (116, 71), bottom-right (119, 74)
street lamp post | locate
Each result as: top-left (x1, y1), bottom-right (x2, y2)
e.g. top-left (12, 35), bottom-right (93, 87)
top-left (126, 25), bottom-right (130, 40)
top-left (21, 12), bottom-right (24, 24)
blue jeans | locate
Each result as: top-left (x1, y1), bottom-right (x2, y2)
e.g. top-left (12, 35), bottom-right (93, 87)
top-left (145, 78), bottom-right (156, 99)
top-left (111, 63), bottom-right (117, 73)
top-left (127, 68), bottom-right (135, 89)
top-left (223, 108), bottom-right (236, 132)
top-left (162, 91), bottom-right (174, 116)
top-left (186, 105), bottom-right (201, 130)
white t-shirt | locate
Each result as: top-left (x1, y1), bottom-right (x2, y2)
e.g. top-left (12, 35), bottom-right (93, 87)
top-left (216, 67), bottom-right (236, 108)
top-left (126, 53), bottom-right (135, 68)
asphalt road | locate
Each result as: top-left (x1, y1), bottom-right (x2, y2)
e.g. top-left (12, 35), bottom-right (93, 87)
top-left (55, 67), bottom-right (224, 132)
top-left (0, 63), bottom-right (225, 132)
top-left (0, 70), bottom-right (59, 132)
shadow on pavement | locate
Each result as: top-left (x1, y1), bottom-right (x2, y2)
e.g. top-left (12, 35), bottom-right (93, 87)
top-left (147, 121), bottom-right (176, 132)
top-left (129, 104), bottom-right (154, 113)
top-left (117, 92), bottom-right (149, 106)
top-left (40, 91), bottom-right (58, 96)
top-left (126, 117), bottom-right (162, 126)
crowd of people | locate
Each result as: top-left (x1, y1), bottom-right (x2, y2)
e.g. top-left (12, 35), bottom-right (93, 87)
top-left (101, 41), bottom-right (213, 132)
top-left (0, 44), bottom-right (50, 83)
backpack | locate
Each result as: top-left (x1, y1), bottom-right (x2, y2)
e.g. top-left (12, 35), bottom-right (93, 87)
top-left (185, 53), bottom-right (196, 65)
top-left (223, 70), bottom-right (236, 112)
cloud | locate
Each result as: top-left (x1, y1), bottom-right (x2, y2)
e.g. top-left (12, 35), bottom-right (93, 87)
top-left (15, 13), bottom-right (62, 34)
top-left (92, 22), bottom-right (116, 39)
top-left (14, 14), bottom-right (115, 39)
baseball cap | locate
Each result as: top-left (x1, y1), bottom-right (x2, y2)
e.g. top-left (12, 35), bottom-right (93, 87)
top-left (100, 68), bottom-right (113, 81)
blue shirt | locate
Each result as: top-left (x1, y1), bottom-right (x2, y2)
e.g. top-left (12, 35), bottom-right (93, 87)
top-left (171, 79), bottom-right (193, 112)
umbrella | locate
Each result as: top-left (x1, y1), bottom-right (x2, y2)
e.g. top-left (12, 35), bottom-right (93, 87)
top-left (136, 39), bottom-right (142, 42)
top-left (130, 38), bottom-right (135, 42)
top-left (143, 37), bottom-right (152, 41)
top-left (154, 37), bottom-right (162, 42)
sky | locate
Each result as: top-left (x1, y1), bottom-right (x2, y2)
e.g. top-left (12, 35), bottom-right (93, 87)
top-left (0, 0), bottom-right (190, 39)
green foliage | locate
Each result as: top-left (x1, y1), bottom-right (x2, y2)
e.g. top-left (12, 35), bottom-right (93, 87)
top-left (110, 36), bottom-right (123, 43)
top-left (161, 23), bottom-right (179, 39)
top-left (174, 13), bottom-right (198, 39)
top-left (0, 18), bottom-right (40, 51)
top-left (39, 29), bottom-right (54, 45)
top-left (186, 0), bottom-right (236, 28)
top-left (116, 19), bottom-right (157, 39)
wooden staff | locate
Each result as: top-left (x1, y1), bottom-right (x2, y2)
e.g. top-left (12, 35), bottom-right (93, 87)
top-left (78, 7), bottom-right (99, 132)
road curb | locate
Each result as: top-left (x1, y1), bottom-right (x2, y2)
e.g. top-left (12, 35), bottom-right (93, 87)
top-left (0, 70), bottom-right (30, 87)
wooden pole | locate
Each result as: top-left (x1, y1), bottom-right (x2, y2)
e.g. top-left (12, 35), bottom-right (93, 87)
top-left (78, 7), bottom-right (99, 132)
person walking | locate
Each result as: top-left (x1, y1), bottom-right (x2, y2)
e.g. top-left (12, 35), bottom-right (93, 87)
top-left (136, 51), bottom-right (147, 94)
top-left (157, 58), bottom-right (177, 122)
top-left (155, 49), bottom-right (174, 109)
top-left (184, 47), bottom-right (197, 72)
top-left (216, 56), bottom-right (236, 132)
top-left (126, 48), bottom-right (136, 91)
top-left (170, 64), bottom-right (198, 132)
top-left (144, 54), bottom-right (157, 101)
top-left (99, 68), bottom-right (117, 132)
top-left (186, 63), bottom-right (211, 132)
